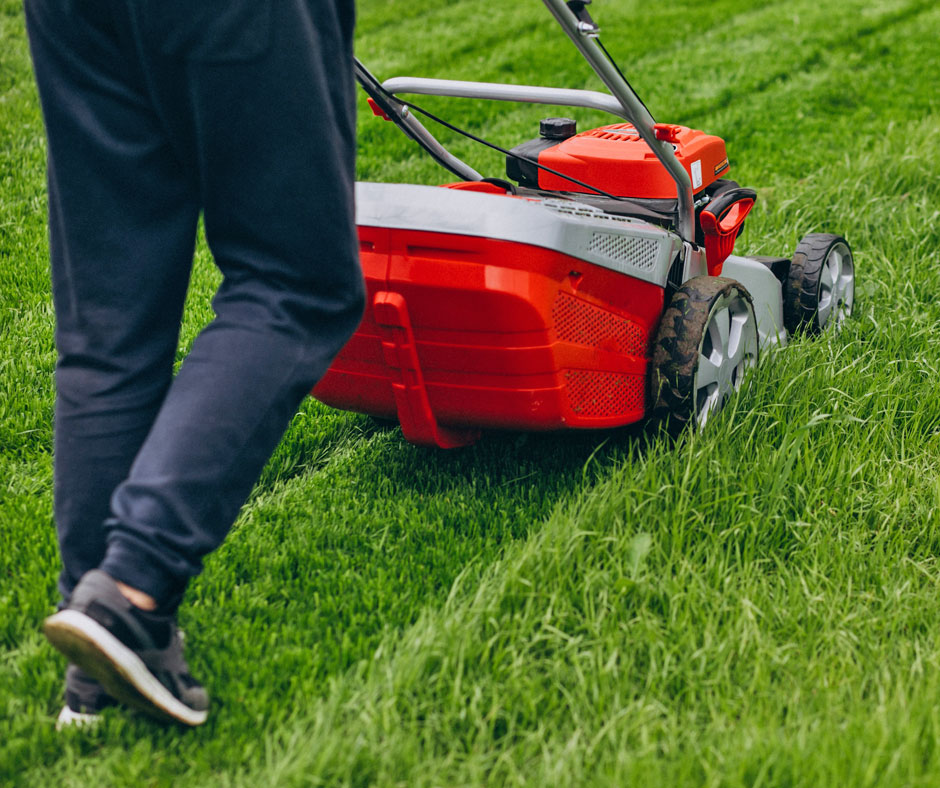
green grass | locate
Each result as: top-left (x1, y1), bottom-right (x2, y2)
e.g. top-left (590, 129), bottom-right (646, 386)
top-left (2, 0), bottom-right (939, 784)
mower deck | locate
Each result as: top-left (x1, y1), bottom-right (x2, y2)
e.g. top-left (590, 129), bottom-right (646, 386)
top-left (313, 183), bottom-right (784, 447)
top-left (313, 183), bottom-right (679, 446)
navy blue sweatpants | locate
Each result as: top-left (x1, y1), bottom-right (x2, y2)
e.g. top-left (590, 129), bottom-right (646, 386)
top-left (25, 0), bottom-right (365, 608)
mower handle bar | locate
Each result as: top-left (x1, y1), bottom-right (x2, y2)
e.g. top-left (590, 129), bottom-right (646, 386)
top-left (540, 0), bottom-right (694, 241)
top-left (362, 0), bottom-right (696, 243)
top-left (381, 78), bottom-right (633, 122)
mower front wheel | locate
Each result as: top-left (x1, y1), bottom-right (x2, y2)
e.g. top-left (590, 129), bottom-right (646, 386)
top-left (649, 277), bottom-right (759, 430)
top-left (784, 233), bottom-right (855, 335)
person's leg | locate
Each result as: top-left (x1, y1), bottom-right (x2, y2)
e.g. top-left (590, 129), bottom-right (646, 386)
top-left (26, 0), bottom-right (204, 725)
top-left (98, 0), bottom-right (364, 607)
top-left (43, 0), bottom-right (363, 726)
top-left (24, 0), bottom-right (201, 606)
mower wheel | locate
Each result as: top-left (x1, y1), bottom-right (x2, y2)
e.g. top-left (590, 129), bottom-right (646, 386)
top-left (784, 233), bottom-right (855, 334)
top-left (649, 276), bottom-right (759, 429)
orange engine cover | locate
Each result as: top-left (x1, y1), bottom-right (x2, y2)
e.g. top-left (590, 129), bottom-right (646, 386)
top-left (537, 123), bottom-right (729, 199)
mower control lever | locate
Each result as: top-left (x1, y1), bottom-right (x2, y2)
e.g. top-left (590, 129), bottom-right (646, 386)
top-left (699, 187), bottom-right (757, 275)
top-left (703, 187), bottom-right (757, 225)
top-left (566, 0), bottom-right (593, 20)
top-left (566, 0), bottom-right (599, 34)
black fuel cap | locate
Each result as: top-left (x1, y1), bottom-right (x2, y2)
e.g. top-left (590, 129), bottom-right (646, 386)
top-left (539, 117), bottom-right (577, 140)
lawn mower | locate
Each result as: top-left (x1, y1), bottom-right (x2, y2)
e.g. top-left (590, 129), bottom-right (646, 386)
top-left (312, 0), bottom-right (856, 448)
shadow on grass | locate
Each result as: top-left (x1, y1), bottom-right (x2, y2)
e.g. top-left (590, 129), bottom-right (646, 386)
top-left (390, 418), bottom-right (663, 484)
top-left (256, 398), bottom-right (673, 509)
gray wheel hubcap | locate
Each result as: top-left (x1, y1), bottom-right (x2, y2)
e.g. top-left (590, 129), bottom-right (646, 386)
top-left (817, 241), bottom-right (855, 329)
top-left (695, 295), bottom-right (758, 428)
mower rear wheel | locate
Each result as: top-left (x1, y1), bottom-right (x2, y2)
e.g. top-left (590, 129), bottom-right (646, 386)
top-left (784, 233), bottom-right (855, 334)
top-left (649, 277), bottom-right (759, 429)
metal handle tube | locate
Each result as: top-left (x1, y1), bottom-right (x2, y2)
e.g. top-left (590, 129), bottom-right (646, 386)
top-left (540, 0), bottom-right (695, 241)
top-left (395, 109), bottom-right (484, 181)
top-left (382, 78), bottom-right (632, 120)
top-left (355, 59), bottom-right (483, 182)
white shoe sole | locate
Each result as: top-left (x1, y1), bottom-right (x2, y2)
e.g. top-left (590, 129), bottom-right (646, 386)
top-left (56, 704), bottom-right (102, 731)
top-left (44, 609), bottom-right (208, 727)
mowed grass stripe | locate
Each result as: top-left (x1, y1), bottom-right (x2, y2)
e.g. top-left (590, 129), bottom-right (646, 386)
top-left (354, 0), bottom-right (931, 184)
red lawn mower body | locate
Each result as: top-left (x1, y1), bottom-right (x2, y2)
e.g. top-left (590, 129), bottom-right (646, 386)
top-left (313, 218), bottom-right (664, 448)
top-left (311, 0), bottom-right (854, 447)
top-left (312, 166), bottom-right (705, 448)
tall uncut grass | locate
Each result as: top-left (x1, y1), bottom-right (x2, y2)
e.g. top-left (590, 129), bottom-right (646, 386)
top-left (2, 0), bottom-right (939, 784)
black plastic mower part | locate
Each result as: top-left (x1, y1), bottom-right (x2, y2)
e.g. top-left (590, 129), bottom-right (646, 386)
top-left (540, 117), bottom-right (577, 140)
top-left (566, 2), bottom-right (592, 17)
top-left (480, 177), bottom-right (518, 194)
top-left (666, 254), bottom-right (685, 292)
top-left (693, 180), bottom-right (746, 246)
top-left (506, 137), bottom-right (565, 189)
top-left (512, 185), bottom-right (677, 228)
top-left (703, 186), bottom-right (757, 220)
top-left (509, 163), bottom-right (748, 240)
top-left (566, 0), bottom-right (596, 26)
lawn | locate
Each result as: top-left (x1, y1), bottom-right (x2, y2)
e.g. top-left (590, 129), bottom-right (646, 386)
top-left (2, 0), bottom-right (939, 785)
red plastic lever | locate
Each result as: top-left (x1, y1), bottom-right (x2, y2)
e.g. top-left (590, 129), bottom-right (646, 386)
top-left (653, 123), bottom-right (682, 143)
top-left (699, 198), bottom-right (755, 276)
top-left (367, 98), bottom-right (392, 121)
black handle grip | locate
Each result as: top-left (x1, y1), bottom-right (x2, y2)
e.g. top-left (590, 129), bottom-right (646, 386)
top-left (705, 186), bottom-right (757, 219)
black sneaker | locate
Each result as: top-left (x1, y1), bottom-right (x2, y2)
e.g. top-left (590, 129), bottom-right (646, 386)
top-left (44, 570), bottom-right (209, 726)
top-left (56, 664), bottom-right (117, 730)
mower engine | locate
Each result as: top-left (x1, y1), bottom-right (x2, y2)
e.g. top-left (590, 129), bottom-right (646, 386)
top-left (508, 120), bottom-right (729, 200)
top-left (507, 117), bottom-right (754, 277)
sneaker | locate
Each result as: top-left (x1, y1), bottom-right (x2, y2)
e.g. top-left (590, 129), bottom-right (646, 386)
top-left (55, 664), bottom-right (116, 730)
top-left (43, 570), bottom-right (209, 726)
top-left (56, 705), bottom-right (102, 730)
